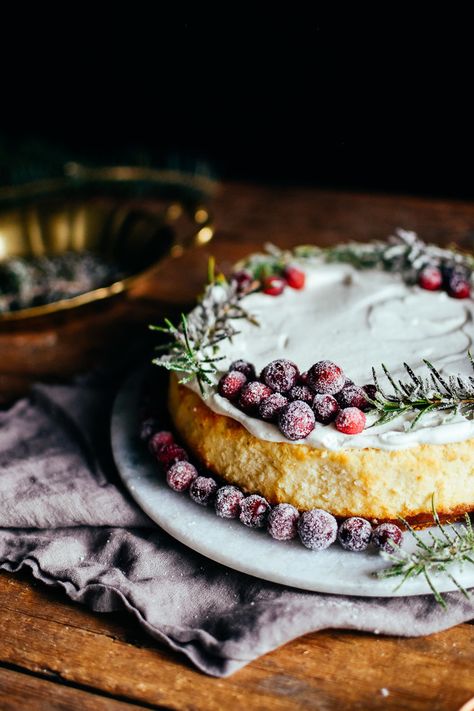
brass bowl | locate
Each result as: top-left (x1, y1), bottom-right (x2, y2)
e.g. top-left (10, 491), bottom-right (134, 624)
top-left (0, 164), bottom-right (216, 323)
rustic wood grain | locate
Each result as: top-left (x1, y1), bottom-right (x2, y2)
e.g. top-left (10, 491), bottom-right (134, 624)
top-left (0, 573), bottom-right (473, 711)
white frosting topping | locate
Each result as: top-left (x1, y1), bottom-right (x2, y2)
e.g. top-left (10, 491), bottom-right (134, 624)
top-left (186, 261), bottom-right (474, 451)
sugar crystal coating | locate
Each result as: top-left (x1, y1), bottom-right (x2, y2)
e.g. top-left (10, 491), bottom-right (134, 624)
top-left (337, 384), bottom-right (370, 410)
top-left (190, 476), bottom-right (218, 506)
top-left (335, 407), bottom-right (366, 435)
top-left (238, 381), bottom-right (273, 412)
top-left (278, 400), bottom-right (316, 440)
top-left (312, 393), bottom-right (340, 424)
top-left (267, 503), bottom-right (300, 540)
top-left (239, 494), bottom-right (271, 528)
top-left (149, 430), bottom-right (174, 456)
top-left (288, 384), bottom-right (314, 404)
top-left (218, 370), bottom-right (247, 400)
top-left (258, 393), bottom-right (289, 422)
top-left (166, 461), bottom-right (198, 492)
top-left (229, 359), bottom-right (257, 381)
top-left (338, 517), bottom-right (372, 551)
top-left (155, 443), bottom-right (189, 471)
top-left (372, 522), bottom-right (403, 553)
top-left (298, 509), bottom-right (338, 550)
top-left (261, 358), bottom-right (300, 393)
top-left (215, 485), bottom-right (245, 518)
top-left (307, 360), bottom-right (346, 395)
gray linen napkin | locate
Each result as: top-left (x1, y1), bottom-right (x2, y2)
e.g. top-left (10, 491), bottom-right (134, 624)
top-left (1, 379), bottom-right (473, 677)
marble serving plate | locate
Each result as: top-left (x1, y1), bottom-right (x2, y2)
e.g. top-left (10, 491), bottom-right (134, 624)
top-left (111, 371), bottom-right (474, 597)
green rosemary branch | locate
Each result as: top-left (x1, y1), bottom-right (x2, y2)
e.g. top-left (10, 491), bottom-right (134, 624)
top-left (377, 500), bottom-right (474, 607)
top-left (369, 355), bottom-right (474, 428)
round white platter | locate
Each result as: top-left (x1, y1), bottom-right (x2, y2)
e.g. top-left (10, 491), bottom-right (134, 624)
top-left (111, 371), bottom-right (474, 597)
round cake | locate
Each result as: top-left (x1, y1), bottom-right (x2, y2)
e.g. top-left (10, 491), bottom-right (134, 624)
top-left (160, 231), bottom-right (474, 523)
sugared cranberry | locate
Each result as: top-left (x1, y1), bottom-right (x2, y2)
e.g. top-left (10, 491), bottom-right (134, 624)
top-left (299, 371), bottom-right (309, 384)
top-left (258, 393), bottom-right (289, 422)
top-left (263, 275), bottom-right (286, 296)
top-left (307, 360), bottom-right (346, 395)
top-left (278, 401), bottom-right (316, 440)
top-left (231, 270), bottom-right (254, 293)
top-left (166, 461), bottom-right (198, 492)
top-left (447, 274), bottom-right (471, 299)
top-left (298, 509), bottom-right (338, 550)
top-left (372, 523), bottom-right (403, 553)
top-left (335, 407), bottom-right (366, 435)
top-left (267, 503), bottom-right (300, 541)
top-left (189, 476), bottom-right (218, 506)
top-left (218, 370), bottom-right (247, 400)
top-left (337, 384), bottom-right (370, 411)
top-left (139, 417), bottom-right (161, 443)
top-left (215, 485), bottom-right (245, 519)
top-left (261, 358), bottom-right (299, 393)
top-left (229, 359), bottom-right (256, 381)
top-left (238, 381), bottom-right (273, 413)
top-left (239, 494), bottom-right (271, 528)
top-left (149, 430), bottom-right (174, 456)
top-left (155, 443), bottom-right (189, 471)
top-left (312, 394), bottom-right (339, 424)
top-left (338, 517), bottom-right (372, 551)
top-left (362, 384), bottom-right (377, 402)
top-left (418, 265), bottom-right (442, 291)
top-left (288, 384), bottom-right (314, 404)
top-left (283, 265), bottom-right (306, 290)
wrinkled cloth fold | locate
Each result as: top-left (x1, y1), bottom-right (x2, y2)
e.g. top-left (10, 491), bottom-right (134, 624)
top-left (1, 379), bottom-right (473, 677)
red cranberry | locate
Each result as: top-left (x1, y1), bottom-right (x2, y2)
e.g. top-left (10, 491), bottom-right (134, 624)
top-left (288, 384), bottom-right (314, 404)
top-left (166, 461), bottom-right (198, 492)
top-left (278, 401), bottom-right (316, 440)
top-left (307, 360), bottom-right (346, 395)
top-left (418, 265), bottom-right (442, 291)
top-left (215, 486), bottom-right (245, 519)
top-left (231, 270), bottom-right (254, 293)
top-left (261, 358), bottom-right (299, 393)
top-left (299, 371), bottom-right (309, 384)
top-left (337, 384), bottom-right (370, 411)
top-left (149, 431), bottom-right (174, 456)
top-left (156, 443), bottom-right (189, 471)
top-left (372, 523), bottom-right (403, 553)
top-left (258, 393), bottom-right (289, 422)
top-left (189, 476), bottom-right (218, 506)
top-left (139, 417), bottom-right (161, 443)
top-left (267, 503), bottom-right (300, 540)
top-left (263, 275), bottom-right (286, 296)
top-left (238, 381), bottom-right (273, 413)
top-left (229, 359), bottom-right (256, 381)
top-left (312, 394), bottom-right (340, 424)
top-left (218, 370), bottom-right (247, 400)
top-left (335, 407), bottom-right (366, 435)
top-left (239, 494), bottom-right (271, 528)
top-left (338, 517), bottom-right (372, 551)
top-left (298, 509), bottom-right (338, 550)
top-left (447, 274), bottom-right (471, 299)
top-left (283, 265), bottom-right (306, 289)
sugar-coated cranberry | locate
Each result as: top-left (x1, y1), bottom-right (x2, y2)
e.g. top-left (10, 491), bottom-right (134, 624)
top-left (239, 494), bottom-right (271, 528)
top-left (139, 417), bottom-right (161, 443)
top-left (299, 371), bottom-right (309, 384)
top-left (337, 384), bottom-right (370, 411)
top-left (231, 270), bottom-right (254, 293)
top-left (149, 431), bottom-right (175, 456)
top-left (278, 400), bottom-right (316, 440)
top-left (362, 384), bottom-right (377, 402)
top-left (258, 393), bottom-right (289, 422)
top-left (335, 407), bottom-right (366, 435)
top-left (261, 359), bottom-right (300, 393)
top-left (238, 381), bottom-right (274, 413)
top-left (156, 443), bottom-right (189, 471)
top-left (447, 274), bottom-right (471, 299)
top-left (263, 275), bottom-right (286, 296)
top-left (288, 384), bottom-right (314, 404)
top-left (166, 461), bottom-right (198, 492)
top-left (312, 394), bottom-right (339, 424)
top-left (338, 517), bottom-right (372, 551)
top-left (267, 503), bottom-right (300, 541)
top-left (418, 265), bottom-right (442, 291)
top-left (283, 265), bottom-right (306, 290)
top-left (229, 359), bottom-right (256, 381)
top-left (307, 360), bottom-right (346, 395)
top-left (215, 485), bottom-right (245, 518)
top-left (189, 476), bottom-right (218, 506)
top-left (298, 509), bottom-right (338, 550)
top-left (372, 523), bottom-right (403, 553)
top-left (218, 370), bottom-right (247, 400)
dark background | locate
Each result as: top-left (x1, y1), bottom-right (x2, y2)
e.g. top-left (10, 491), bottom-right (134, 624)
top-left (1, 13), bottom-right (472, 199)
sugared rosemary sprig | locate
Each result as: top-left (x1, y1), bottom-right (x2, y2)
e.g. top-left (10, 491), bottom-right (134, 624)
top-left (369, 355), bottom-right (474, 428)
top-left (150, 268), bottom-right (258, 396)
top-left (377, 500), bottom-right (474, 607)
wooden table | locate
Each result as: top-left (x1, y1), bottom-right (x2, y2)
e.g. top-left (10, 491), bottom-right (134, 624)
top-left (1, 183), bottom-right (474, 710)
